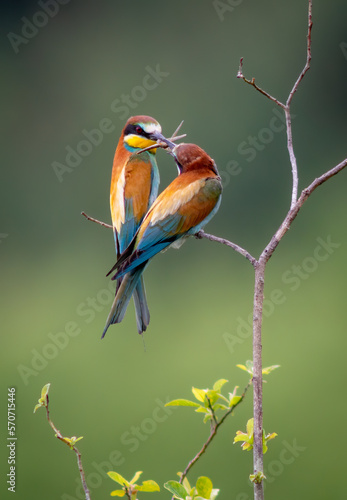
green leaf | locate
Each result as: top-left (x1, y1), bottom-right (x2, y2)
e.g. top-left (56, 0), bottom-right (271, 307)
top-left (237, 361), bottom-right (253, 375)
top-left (233, 431), bottom-right (247, 442)
top-left (262, 364), bottom-right (280, 375)
top-left (107, 471), bottom-right (130, 487)
top-left (164, 480), bottom-right (188, 500)
top-left (213, 379), bottom-right (228, 393)
top-left (217, 394), bottom-right (229, 404)
top-left (166, 399), bottom-right (200, 407)
top-left (211, 489), bottom-right (220, 500)
top-left (33, 403), bottom-right (42, 413)
top-left (205, 390), bottom-right (219, 406)
top-left (235, 418), bottom-right (276, 454)
top-left (245, 360), bottom-right (253, 371)
top-left (34, 383), bottom-right (51, 412)
top-left (182, 476), bottom-right (191, 493)
top-left (266, 432), bottom-right (278, 441)
top-left (196, 476), bottom-right (213, 498)
top-left (66, 436), bottom-right (83, 449)
top-left (177, 472), bottom-right (191, 493)
top-left (234, 419), bottom-right (254, 451)
top-left (233, 431), bottom-right (251, 450)
top-left (229, 396), bottom-right (241, 407)
top-left (110, 490), bottom-right (126, 497)
top-left (263, 431), bottom-right (277, 454)
top-left (137, 480), bottom-right (160, 492)
top-left (203, 414), bottom-right (212, 424)
top-left (236, 364), bottom-right (250, 373)
top-left (41, 383), bottom-right (51, 400)
top-left (212, 403), bottom-right (228, 411)
top-left (195, 406), bottom-right (208, 413)
top-left (249, 472), bottom-right (266, 484)
top-left (192, 387), bottom-right (206, 403)
top-left (130, 471), bottom-right (142, 484)
top-left (246, 418), bottom-right (254, 437)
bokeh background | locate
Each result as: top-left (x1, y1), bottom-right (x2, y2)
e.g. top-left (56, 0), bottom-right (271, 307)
top-left (1, 1), bottom-right (347, 499)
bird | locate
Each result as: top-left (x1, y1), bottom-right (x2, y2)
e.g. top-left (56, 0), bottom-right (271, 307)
top-left (106, 115), bottom-right (170, 337)
top-left (102, 142), bottom-right (222, 337)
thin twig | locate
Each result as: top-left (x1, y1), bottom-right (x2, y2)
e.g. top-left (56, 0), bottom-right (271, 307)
top-left (284, 107), bottom-right (298, 209)
top-left (237, 58), bottom-right (285, 109)
top-left (196, 230), bottom-right (257, 267)
top-left (285, 0), bottom-right (313, 208)
top-left (205, 395), bottom-right (218, 428)
top-left (171, 120), bottom-right (185, 139)
top-left (81, 211), bottom-right (113, 229)
top-left (45, 404), bottom-right (91, 500)
top-left (179, 382), bottom-right (251, 484)
top-left (287, 0), bottom-right (312, 107)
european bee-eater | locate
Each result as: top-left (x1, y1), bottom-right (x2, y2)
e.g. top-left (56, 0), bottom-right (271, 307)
top-left (103, 142), bottom-right (222, 337)
top-left (107, 115), bottom-right (169, 336)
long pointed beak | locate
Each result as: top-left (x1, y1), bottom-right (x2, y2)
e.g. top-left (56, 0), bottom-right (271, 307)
top-left (149, 131), bottom-right (176, 149)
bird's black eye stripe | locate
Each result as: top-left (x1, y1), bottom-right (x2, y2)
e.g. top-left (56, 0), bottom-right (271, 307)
top-left (124, 123), bottom-right (149, 138)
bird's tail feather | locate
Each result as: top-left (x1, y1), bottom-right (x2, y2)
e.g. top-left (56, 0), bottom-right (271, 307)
top-left (133, 275), bottom-right (150, 334)
top-left (102, 264), bottom-right (146, 338)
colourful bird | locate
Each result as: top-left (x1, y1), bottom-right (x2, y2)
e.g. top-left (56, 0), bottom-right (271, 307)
top-left (107, 115), bottom-right (169, 336)
top-left (102, 142), bottom-right (222, 337)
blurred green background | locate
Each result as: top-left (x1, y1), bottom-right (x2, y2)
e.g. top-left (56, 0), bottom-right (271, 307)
top-left (1, 1), bottom-right (347, 499)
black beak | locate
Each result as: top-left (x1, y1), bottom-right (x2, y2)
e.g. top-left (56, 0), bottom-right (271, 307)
top-left (148, 131), bottom-right (176, 149)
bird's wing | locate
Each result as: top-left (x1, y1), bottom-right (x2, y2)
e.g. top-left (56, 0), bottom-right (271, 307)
top-left (111, 153), bottom-right (154, 254)
top-left (112, 176), bottom-right (222, 277)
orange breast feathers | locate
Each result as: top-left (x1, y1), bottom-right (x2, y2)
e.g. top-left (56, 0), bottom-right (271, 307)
top-left (110, 152), bottom-right (152, 234)
top-left (137, 169), bottom-right (221, 240)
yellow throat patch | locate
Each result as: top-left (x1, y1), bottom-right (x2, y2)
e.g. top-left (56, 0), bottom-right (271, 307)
top-left (125, 134), bottom-right (157, 152)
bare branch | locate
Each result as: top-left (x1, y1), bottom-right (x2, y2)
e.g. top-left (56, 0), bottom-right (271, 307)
top-left (286, 0), bottom-right (313, 208)
top-left (237, 57), bottom-right (285, 109)
top-left (196, 230), bottom-right (257, 267)
top-left (81, 211), bottom-right (113, 229)
top-left (45, 403), bottom-right (91, 500)
top-left (287, 0), bottom-right (313, 107)
top-left (252, 262), bottom-right (265, 500)
top-left (284, 107), bottom-right (298, 209)
top-left (171, 120), bottom-right (185, 139)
